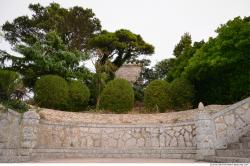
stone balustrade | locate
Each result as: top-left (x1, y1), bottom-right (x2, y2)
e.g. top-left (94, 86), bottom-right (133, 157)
top-left (0, 97), bottom-right (249, 162)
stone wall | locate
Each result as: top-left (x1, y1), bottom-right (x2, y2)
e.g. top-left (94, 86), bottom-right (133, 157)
top-left (34, 120), bottom-right (196, 159)
top-left (195, 97), bottom-right (250, 160)
top-left (0, 97), bottom-right (249, 162)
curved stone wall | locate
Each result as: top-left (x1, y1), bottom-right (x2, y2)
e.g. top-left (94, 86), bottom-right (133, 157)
top-left (0, 97), bottom-right (249, 162)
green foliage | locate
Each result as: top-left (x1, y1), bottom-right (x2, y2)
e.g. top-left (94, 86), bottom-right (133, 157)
top-left (2, 3), bottom-right (101, 50)
top-left (88, 29), bottom-right (154, 69)
top-left (144, 80), bottom-right (171, 113)
top-left (184, 16), bottom-right (250, 104)
top-left (1, 32), bottom-right (90, 88)
top-left (1, 100), bottom-right (28, 113)
top-left (173, 32), bottom-right (192, 57)
top-left (34, 75), bottom-right (69, 110)
top-left (99, 79), bottom-right (134, 113)
top-left (154, 58), bottom-right (176, 80)
top-left (68, 80), bottom-right (90, 111)
top-left (0, 69), bottom-right (23, 100)
top-left (167, 40), bottom-right (205, 82)
top-left (169, 78), bottom-right (195, 111)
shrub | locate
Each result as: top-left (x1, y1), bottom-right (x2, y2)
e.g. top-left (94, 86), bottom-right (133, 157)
top-left (1, 100), bottom-right (28, 113)
top-left (34, 75), bottom-right (69, 110)
top-left (169, 78), bottom-right (194, 111)
top-left (0, 70), bottom-right (22, 100)
top-left (68, 80), bottom-right (90, 111)
top-left (99, 79), bottom-right (134, 113)
top-left (144, 80), bottom-right (171, 113)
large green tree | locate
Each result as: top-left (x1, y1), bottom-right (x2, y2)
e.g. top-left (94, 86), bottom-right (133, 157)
top-left (0, 32), bottom-right (90, 88)
top-left (87, 29), bottom-right (154, 69)
top-left (167, 40), bottom-right (205, 82)
top-left (2, 3), bottom-right (101, 50)
top-left (183, 16), bottom-right (250, 104)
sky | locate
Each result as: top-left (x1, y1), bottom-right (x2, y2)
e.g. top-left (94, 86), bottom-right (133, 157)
top-left (0, 0), bottom-right (250, 70)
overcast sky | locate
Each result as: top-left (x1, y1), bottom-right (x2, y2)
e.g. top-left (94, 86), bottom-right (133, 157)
top-left (0, 0), bottom-right (250, 69)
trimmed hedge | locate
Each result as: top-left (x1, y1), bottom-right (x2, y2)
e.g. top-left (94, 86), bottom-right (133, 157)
top-left (144, 80), bottom-right (171, 113)
top-left (99, 79), bottom-right (134, 113)
top-left (34, 75), bottom-right (69, 110)
top-left (68, 80), bottom-right (90, 111)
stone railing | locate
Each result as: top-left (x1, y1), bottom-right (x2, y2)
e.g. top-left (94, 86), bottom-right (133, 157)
top-left (0, 97), bottom-right (249, 162)
top-left (34, 120), bottom-right (196, 160)
top-left (195, 97), bottom-right (250, 160)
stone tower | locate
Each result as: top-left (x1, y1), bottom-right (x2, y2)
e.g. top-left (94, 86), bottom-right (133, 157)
top-left (115, 64), bottom-right (142, 84)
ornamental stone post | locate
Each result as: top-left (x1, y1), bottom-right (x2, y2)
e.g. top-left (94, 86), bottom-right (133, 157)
top-left (20, 111), bottom-right (40, 156)
top-left (195, 102), bottom-right (216, 160)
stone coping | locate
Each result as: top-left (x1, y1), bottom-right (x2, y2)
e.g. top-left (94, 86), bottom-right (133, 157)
top-left (39, 119), bottom-right (195, 128)
top-left (38, 105), bottom-right (227, 125)
top-left (211, 97), bottom-right (250, 119)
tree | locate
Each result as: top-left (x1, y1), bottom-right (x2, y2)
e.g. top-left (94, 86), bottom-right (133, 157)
top-left (87, 29), bottom-right (154, 70)
top-left (167, 40), bottom-right (205, 82)
top-left (183, 16), bottom-right (250, 104)
top-left (2, 3), bottom-right (101, 51)
top-left (173, 32), bottom-right (192, 57)
top-left (0, 32), bottom-right (90, 88)
top-left (154, 58), bottom-right (176, 80)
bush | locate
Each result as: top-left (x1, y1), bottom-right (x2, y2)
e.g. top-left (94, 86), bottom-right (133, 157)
top-left (144, 80), bottom-right (171, 113)
top-left (1, 100), bottom-right (28, 113)
top-left (34, 75), bottom-right (69, 110)
top-left (169, 78), bottom-right (194, 111)
top-left (68, 80), bottom-right (90, 111)
top-left (0, 70), bottom-right (22, 100)
top-left (99, 79), bottom-right (134, 113)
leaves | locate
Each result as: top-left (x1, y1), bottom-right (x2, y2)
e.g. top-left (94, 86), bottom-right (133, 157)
top-left (2, 3), bottom-right (101, 50)
top-left (0, 32), bottom-right (90, 88)
top-left (88, 29), bottom-right (154, 69)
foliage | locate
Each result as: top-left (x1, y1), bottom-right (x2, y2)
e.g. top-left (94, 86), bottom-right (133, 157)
top-left (183, 16), bottom-right (250, 104)
top-left (34, 75), bottom-right (69, 110)
top-left (154, 58), bottom-right (176, 80)
top-left (0, 32), bottom-right (91, 88)
top-left (68, 80), bottom-right (90, 111)
top-left (144, 80), bottom-right (171, 113)
top-left (169, 78), bottom-right (195, 111)
top-left (173, 32), bottom-right (192, 57)
top-left (1, 100), bottom-right (28, 113)
top-left (88, 29), bottom-right (154, 70)
top-left (2, 3), bottom-right (101, 50)
top-left (167, 40), bottom-right (205, 82)
top-left (0, 69), bottom-right (23, 100)
top-left (99, 79), bottom-right (134, 113)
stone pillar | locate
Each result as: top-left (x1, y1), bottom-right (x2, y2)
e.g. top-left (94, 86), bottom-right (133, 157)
top-left (20, 111), bottom-right (40, 156)
top-left (195, 102), bottom-right (216, 160)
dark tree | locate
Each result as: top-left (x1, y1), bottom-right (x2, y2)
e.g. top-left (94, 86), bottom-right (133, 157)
top-left (173, 32), bottom-right (192, 57)
top-left (87, 29), bottom-right (154, 70)
top-left (2, 3), bottom-right (101, 51)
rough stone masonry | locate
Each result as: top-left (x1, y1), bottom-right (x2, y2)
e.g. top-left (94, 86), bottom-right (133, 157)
top-left (0, 97), bottom-right (249, 162)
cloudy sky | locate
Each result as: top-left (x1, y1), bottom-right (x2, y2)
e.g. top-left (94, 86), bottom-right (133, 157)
top-left (0, 0), bottom-right (250, 69)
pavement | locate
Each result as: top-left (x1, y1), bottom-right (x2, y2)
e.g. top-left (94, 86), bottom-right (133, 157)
top-left (31, 158), bottom-right (206, 163)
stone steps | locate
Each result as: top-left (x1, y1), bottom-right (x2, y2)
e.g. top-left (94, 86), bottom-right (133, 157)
top-left (207, 131), bottom-right (250, 162)
top-left (205, 156), bottom-right (250, 163)
top-left (216, 149), bottom-right (250, 158)
top-left (32, 147), bottom-right (197, 160)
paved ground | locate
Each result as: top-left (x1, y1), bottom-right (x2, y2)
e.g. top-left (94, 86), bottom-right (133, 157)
top-left (31, 158), bottom-right (206, 163)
